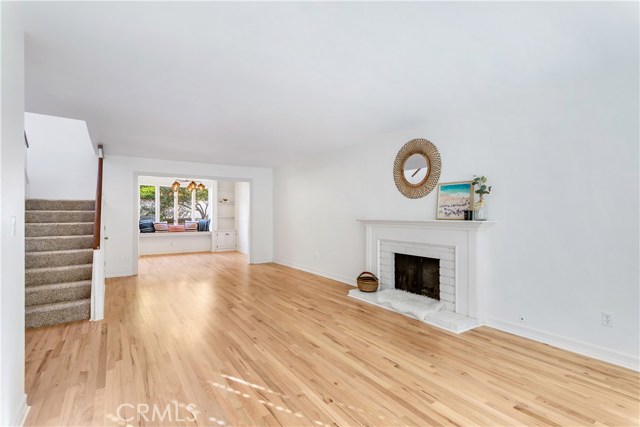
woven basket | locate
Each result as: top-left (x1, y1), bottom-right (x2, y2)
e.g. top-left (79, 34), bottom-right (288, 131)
top-left (356, 272), bottom-right (379, 292)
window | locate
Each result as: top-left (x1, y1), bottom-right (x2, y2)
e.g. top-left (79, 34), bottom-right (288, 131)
top-left (139, 185), bottom-right (156, 221)
top-left (195, 188), bottom-right (209, 220)
top-left (159, 186), bottom-right (175, 223)
top-left (139, 181), bottom-right (211, 225)
top-left (177, 188), bottom-right (192, 224)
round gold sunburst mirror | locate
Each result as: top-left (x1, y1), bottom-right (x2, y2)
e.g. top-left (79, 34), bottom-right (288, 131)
top-left (393, 138), bottom-right (441, 199)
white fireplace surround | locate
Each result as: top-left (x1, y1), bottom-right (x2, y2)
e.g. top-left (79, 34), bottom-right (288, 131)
top-left (357, 220), bottom-right (495, 330)
top-left (379, 240), bottom-right (456, 312)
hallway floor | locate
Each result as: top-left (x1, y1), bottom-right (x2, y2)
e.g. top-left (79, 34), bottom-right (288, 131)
top-left (24, 252), bottom-right (639, 426)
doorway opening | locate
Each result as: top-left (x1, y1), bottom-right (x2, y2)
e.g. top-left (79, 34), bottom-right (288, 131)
top-left (136, 176), bottom-right (250, 267)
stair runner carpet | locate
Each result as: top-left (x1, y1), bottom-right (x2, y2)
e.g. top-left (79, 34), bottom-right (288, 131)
top-left (25, 199), bottom-right (95, 328)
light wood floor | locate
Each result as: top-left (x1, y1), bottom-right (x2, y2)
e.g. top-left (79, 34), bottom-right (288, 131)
top-left (25, 252), bottom-right (639, 426)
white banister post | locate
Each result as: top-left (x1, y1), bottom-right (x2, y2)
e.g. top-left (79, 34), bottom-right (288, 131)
top-left (91, 248), bottom-right (105, 321)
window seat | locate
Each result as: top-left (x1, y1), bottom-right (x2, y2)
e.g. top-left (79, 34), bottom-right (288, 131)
top-left (139, 231), bottom-right (213, 255)
top-left (139, 231), bottom-right (213, 237)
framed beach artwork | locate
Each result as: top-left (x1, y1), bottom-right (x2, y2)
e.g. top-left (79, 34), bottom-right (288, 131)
top-left (436, 181), bottom-right (474, 220)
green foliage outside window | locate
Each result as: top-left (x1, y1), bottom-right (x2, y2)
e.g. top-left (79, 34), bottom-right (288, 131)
top-left (177, 188), bottom-right (192, 224)
top-left (195, 188), bottom-right (209, 219)
top-left (139, 185), bottom-right (155, 221)
top-left (159, 186), bottom-right (175, 223)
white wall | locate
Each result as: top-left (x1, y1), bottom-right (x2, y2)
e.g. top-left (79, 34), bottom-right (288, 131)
top-left (103, 155), bottom-right (272, 277)
top-left (274, 13), bottom-right (639, 368)
top-left (24, 112), bottom-right (97, 200)
top-left (235, 181), bottom-right (250, 255)
top-left (0, 3), bottom-right (28, 424)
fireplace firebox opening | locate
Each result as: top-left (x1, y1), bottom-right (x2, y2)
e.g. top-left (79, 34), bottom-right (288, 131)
top-left (394, 253), bottom-right (440, 300)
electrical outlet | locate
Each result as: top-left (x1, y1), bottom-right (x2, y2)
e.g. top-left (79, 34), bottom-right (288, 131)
top-left (601, 311), bottom-right (613, 327)
top-left (313, 252), bottom-right (319, 260)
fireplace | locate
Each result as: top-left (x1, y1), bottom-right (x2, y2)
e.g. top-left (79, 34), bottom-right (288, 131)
top-left (353, 219), bottom-right (495, 333)
top-left (394, 253), bottom-right (440, 300)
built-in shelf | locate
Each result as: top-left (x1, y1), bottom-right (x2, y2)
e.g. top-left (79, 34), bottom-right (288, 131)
top-left (215, 180), bottom-right (238, 251)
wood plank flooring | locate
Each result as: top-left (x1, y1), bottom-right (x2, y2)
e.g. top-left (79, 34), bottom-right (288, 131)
top-left (25, 252), bottom-right (639, 426)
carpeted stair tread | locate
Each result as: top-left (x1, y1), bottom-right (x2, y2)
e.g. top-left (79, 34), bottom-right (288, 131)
top-left (26, 199), bottom-right (95, 211)
top-left (25, 299), bottom-right (91, 328)
top-left (26, 222), bottom-right (94, 237)
top-left (26, 235), bottom-right (94, 252)
top-left (26, 264), bottom-right (93, 287)
top-left (26, 210), bottom-right (95, 223)
top-left (26, 281), bottom-right (92, 307)
top-left (26, 249), bottom-right (94, 269)
top-left (24, 199), bottom-right (95, 328)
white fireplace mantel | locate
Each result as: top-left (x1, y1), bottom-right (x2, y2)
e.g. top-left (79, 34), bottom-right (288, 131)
top-left (355, 219), bottom-right (496, 332)
top-left (357, 219), bottom-right (497, 231)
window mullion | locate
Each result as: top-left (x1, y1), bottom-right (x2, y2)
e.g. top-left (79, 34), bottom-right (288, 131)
top-left (173, 190), bottom-right (178, 225)
top-left (155, 185), bottom-right (160, 223)
top-left (191, 190), bottom-right (196, 221)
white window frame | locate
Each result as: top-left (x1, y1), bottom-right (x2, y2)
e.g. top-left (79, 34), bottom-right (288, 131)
top-left (139, 184), bottom-right (211, 225)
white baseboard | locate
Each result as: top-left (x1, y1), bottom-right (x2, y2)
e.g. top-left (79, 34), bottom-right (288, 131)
top-left (15, 394), bottom-right (29, 427)
top-left (105, 270), bottom-right (134, 279)
top-left (485, 317), bottom-right (639, 371)
top-left (273, 258), bottom-right (356, 287)
top-left (250, 258), bottom-right (273, 264)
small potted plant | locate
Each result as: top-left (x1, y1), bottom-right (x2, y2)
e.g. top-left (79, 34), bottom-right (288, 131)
top-left (472, 175), bottom-right (492, 221)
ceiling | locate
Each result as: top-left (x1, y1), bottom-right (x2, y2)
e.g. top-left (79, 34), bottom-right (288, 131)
top-left (14, 1), bottom-right (637, 167)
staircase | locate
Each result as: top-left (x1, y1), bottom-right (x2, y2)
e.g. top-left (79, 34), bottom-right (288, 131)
top-left (25, 199), bottom-right (95, 328)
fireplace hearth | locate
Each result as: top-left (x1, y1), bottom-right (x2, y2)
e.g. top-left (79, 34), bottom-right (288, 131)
top-left (394, 253), bottom-right (440, 300)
